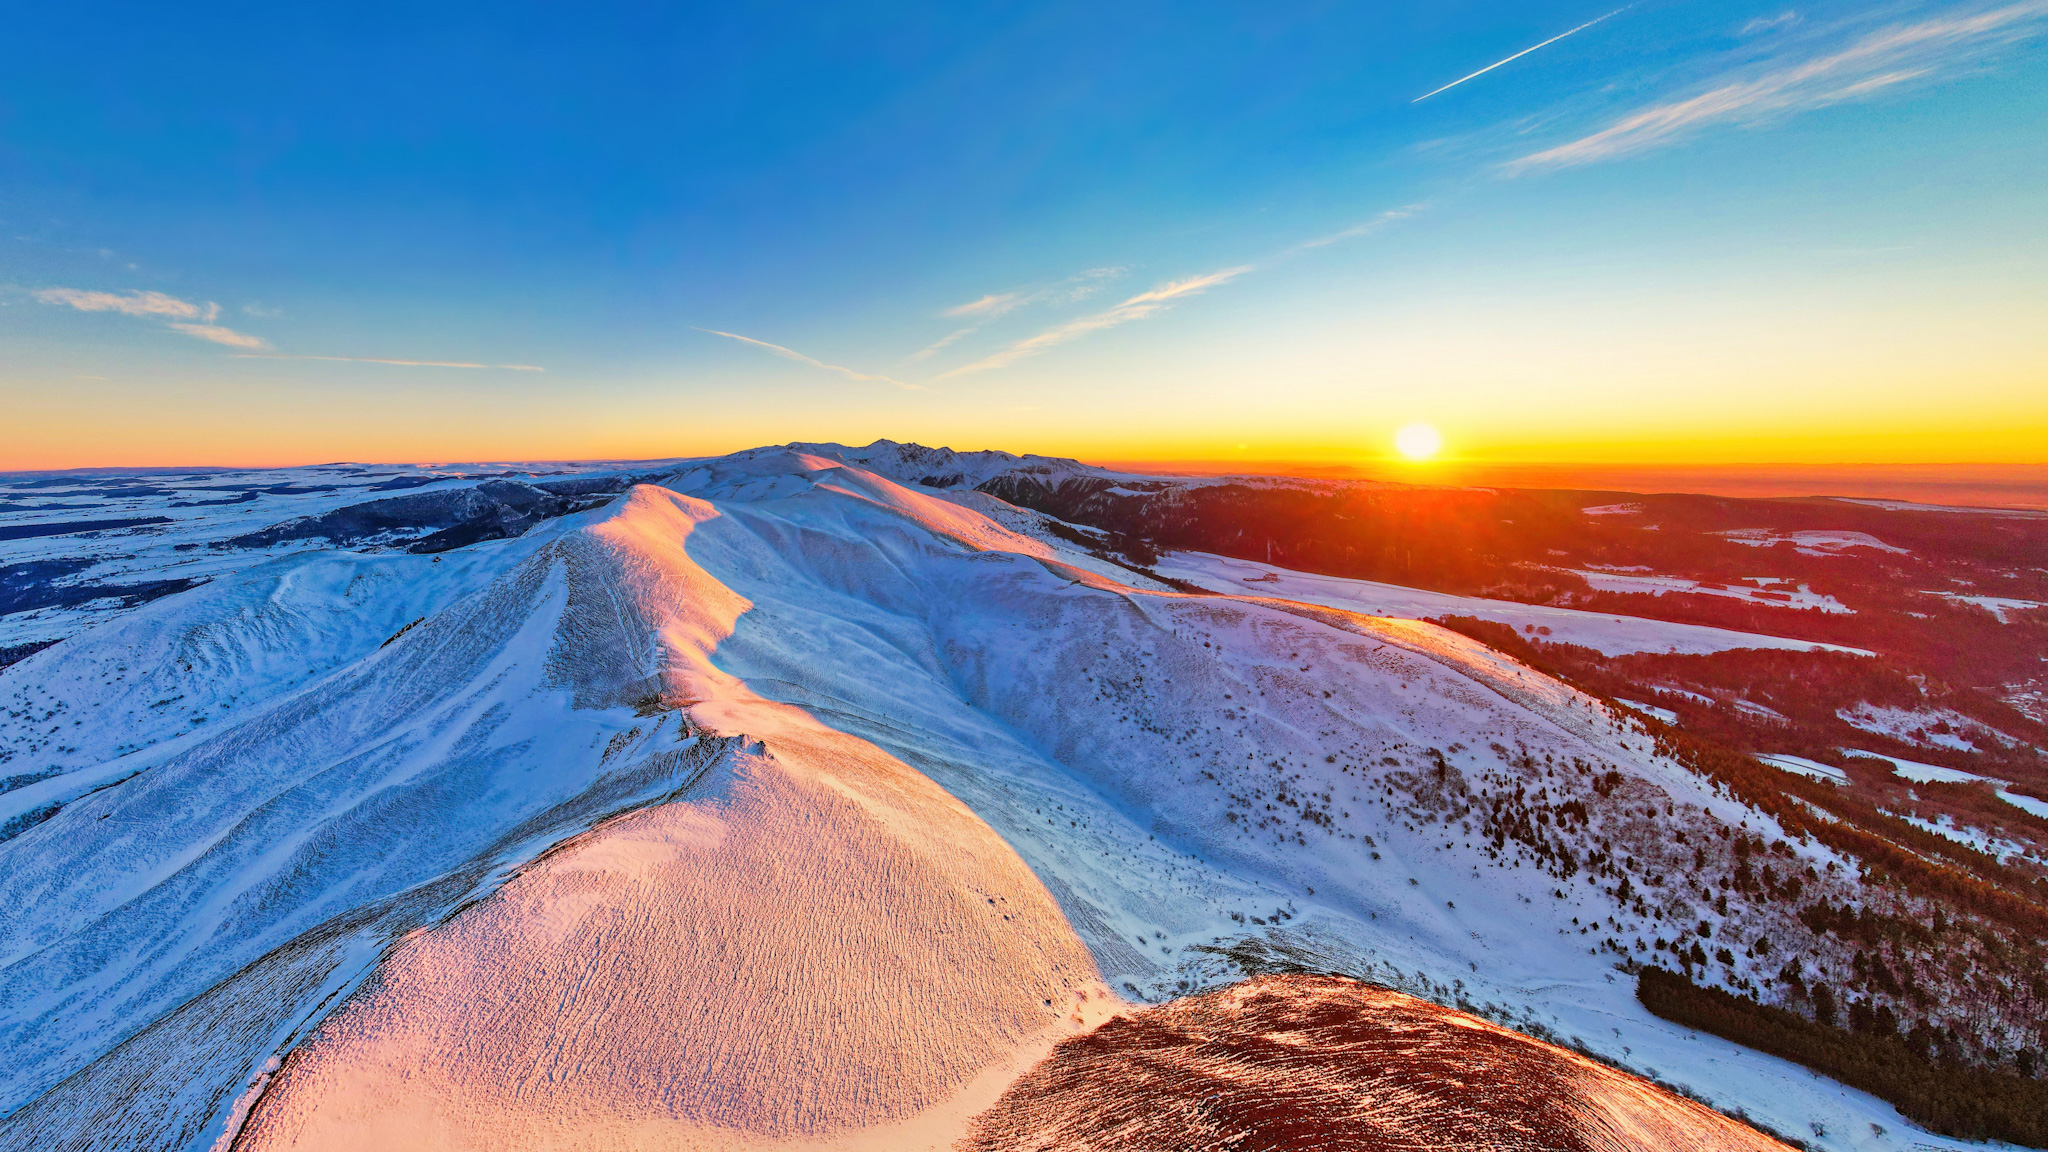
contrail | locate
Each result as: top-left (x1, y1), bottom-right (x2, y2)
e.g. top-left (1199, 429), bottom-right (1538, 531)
top-left (232, 354), bottom-right (544, 370)
top-left (694, 327), bottom-right (920, 389)
top-left (1413, 7), bottom-right (1630, 102)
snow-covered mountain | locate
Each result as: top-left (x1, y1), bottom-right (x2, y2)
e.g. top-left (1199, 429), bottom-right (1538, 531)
top-left (0, 446), bottom-right (2023, 1150)
top-left (0, 459), bottom-right (684, 657)
top-left (778, 438), bottom-right (1103, 491)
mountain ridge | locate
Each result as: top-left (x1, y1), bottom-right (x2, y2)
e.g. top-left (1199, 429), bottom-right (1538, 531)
top-left (0, 448), bottom-right (2039, 1150)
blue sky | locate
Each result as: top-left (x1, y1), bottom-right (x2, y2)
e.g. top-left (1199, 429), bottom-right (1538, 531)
top-left (3, 0), bottom-right (2044, 467)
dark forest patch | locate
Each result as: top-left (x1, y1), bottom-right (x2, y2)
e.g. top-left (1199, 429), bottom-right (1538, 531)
top-left (168, 491), bottom-right (261, 507)
top-left (0, 639), bottom-right (59, 671)
top-left (0, 560), bottom-right (203, 617)
top-left (0, 518), bottom-right (173, 542)
top-left (1639, 967), bottom-right (2048, 1147)
top-left (225, 479), bottom-right (606, 554)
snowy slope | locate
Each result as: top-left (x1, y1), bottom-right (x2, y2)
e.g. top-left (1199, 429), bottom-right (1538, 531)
top-left (0, 537), bottom-right (547, 833)
top-left (0, 508), bottom-right (702, 1148)
top-left (236, 488), bottom-right (1113, 1150)
top-left (0, 452), bottom-right (1989, 1151)
top-left (621, 455), bottom-right (1980, 1148)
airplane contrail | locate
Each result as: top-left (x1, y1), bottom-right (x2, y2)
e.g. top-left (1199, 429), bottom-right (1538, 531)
top-left (694, 327), bottom-right (921, 389)
top-left (1413, 7), bottom-right (1631, 102)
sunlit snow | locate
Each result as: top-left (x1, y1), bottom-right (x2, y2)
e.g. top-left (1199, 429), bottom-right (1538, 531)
top-left (0, 449), bottom-right (1985, 1151)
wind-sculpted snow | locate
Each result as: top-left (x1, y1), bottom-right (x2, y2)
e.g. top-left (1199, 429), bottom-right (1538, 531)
top-left (0, 537), bottom-right (548, 835)
top-left (227, 484), bottom-right (1114, 1149)
top-left (964, 974), bottom-right (1791, 1152)
top-left (0, 448), bottom-right (1987, 1150)
top-left (0, 482), bottom-right (1113, 1151)
top-left (0, 502), bottom-right (710, 1145)
top-left (234, 732), bottom-right (1110, 1151)
top-left (612, 454), bottom-right (1969, 1147)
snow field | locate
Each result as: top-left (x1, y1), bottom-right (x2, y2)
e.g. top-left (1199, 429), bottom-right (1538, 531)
top-left (1716, 529), bottom-right (1909, 556)
top-left (0, 452), bottom-right (1992, 1152)
top-left (1926, 593), bottom-right (2045, 622)
top-left (1151, 550), bottom-right (1870, 656)
top-left (650, 460), bottom-right (1965, 1150)
top-left (1847, 751), bottom-right (1996, 786)
top-left (237, 737), bottom-right (1112, 1152)
top-left (1571, 570), bottom-right (1851, 614)
top-left (1756, 755), bottom-right (1850, 786)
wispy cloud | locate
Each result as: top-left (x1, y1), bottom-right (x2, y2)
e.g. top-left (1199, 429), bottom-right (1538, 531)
top-left (1290, 205), bottom-right (1426, 252)
top-left (233, 354), bottom-right (543, 370)
top-left (36, 287), bottom-right (270, 348)
top-left (940, 266), bottom-right (1252, 378)
top-left (696, 327), bottom-right (919, 389)
top-left (170, 323), bottom-right (269, 348)
top-left (35, 288), bottom-right (203, 318)
top-left (920, 209), bottom-right (1424, 379)
top-left (1414, 7), bottom-right (1632, 102)
top-left (915, 268), bottom-right (1129, 363)
top-left (1049, 267), bottom-right (1125, 304)
top-left (944, 293), bottom-right (1021, 318)
top-left (939, 268), bottom-right (1124, 320)
top-left (1741, 10), bottom-right (1802, 36)
top-left (908, 327), bottom-right (977, 362)
top-left (1511, 0), bottom-right (2048, 171)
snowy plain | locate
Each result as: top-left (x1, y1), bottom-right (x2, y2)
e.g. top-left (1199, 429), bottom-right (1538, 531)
top-left (1756, 755), bottom-right (1851, 786)
top-left (1569, 569), bottom-right (1853, 614)
top-left (1151, 550), bottom-right (1871, 657)
top-left (1715, 529), bottom-right (1910, 556)
top-left (1928, 593), bottom-right (2047, 623)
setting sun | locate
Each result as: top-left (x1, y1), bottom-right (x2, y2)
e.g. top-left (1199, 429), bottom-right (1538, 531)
top-left (1394, 423), bottom-right (1443, 460)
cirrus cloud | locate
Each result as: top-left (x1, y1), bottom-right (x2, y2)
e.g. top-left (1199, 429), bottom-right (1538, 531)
top-left (1289, 205), bottom-right (1427, 253)
top-left (34, 285), bottom-right (543, 365)
top-left (168, 322), bottom-right (270, 348)
top-left (1510, 0), bottom-right (2048, 172)
top-left (912, 268), bottom-right (1128, 363)
top-left (695, 327), bottom-right (920, 389)
top-left (35, 288), bottom-right (208, 319)
top-left (232, 354), bottom-right (544, 370)
top-left (939, 266), bottom-right (1252, 378)
top-left (1741, 11), bottom-right (1802, 36)
top-left (944, 293), bottom-right (1022, 318)
top-left (36, 287), bottom-right (270, 349)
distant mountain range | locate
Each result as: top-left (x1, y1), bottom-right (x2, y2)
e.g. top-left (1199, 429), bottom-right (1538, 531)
top-left (1, 442), bottom-right (2043, 1150)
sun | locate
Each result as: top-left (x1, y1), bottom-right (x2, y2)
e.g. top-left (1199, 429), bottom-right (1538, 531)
top-left (1394, 423), bottom-right (1443, 461)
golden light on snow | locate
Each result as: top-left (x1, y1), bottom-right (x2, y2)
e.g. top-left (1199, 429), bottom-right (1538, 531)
top-left (1394, 423), bottom-right (1442, 460)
